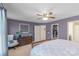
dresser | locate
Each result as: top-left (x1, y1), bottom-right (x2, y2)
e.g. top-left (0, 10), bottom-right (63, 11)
top-left (18, 36), bottom-right (32, 46)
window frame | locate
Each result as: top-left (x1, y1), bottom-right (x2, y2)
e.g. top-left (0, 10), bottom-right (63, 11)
top-left (19, 23), bottom-right (30, 33)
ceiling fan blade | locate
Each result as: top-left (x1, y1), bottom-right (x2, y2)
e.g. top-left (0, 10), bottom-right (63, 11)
top-left (36, 14), bottom-right (42, 16)
top-left (37, 17), bottom-right (42, 20)
top-left (48, 16), bottom-right (55, 18)
top-left (50, 17), bottom-right (55, 18)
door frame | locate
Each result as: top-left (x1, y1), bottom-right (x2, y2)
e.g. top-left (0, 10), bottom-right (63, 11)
top-left (67, 20), bottom-right (79, 41)
top-left (73, 24), bottom-right (79, 41)
top-left (34, 25), bottom-right (46, 42)
top-left (51, 24), bottom-right (59, 39)
top-left (67, 22), bottom-right (73, 40)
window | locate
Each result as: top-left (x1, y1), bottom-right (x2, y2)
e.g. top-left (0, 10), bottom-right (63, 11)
top-left (19, 24), bottom-right (29, 33)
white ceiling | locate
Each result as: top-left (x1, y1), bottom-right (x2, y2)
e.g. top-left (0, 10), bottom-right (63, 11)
top-left (3, 3), bottom-right (79, 23)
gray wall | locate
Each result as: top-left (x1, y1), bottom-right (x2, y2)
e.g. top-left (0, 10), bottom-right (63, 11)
top-left (45, 15), bottom-right (79, 40)
top-left (7, 19), bottom-right (39, 40)
top-left (8, 15), bottom-right (79, 40)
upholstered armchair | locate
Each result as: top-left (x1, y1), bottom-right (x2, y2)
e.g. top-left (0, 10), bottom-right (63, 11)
top-left (8, 35), bottom-right (19, 48)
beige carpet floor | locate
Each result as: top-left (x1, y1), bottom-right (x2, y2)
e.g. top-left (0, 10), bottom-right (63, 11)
top-left (8, 44), bottom-right (32, 56)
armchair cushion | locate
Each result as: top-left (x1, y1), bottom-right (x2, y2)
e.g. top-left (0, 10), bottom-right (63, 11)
top-left (8, 40), bottom-right (19, 48)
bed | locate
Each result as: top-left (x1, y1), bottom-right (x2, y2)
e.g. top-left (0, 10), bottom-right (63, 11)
top-left (31, 39), bottom-right (79, 56)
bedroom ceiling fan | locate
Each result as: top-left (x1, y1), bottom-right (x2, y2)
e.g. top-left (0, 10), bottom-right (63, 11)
top-left (36, 11), bottom-right (55, 20)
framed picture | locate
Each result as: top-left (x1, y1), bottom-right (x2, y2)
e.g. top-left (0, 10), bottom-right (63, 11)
top-left (19, 24), bottom-right (29, 33)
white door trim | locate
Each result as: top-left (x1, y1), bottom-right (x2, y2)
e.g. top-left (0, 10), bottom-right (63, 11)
top-left (51, 24), bottom-right (59, 39)
top-left (67, 20), bottom-right (79, 41)
top-left (34, 25), bottom-right (46, 42)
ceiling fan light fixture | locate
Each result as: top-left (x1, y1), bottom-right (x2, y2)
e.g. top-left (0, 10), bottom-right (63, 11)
top-left (43, 17), bottom-right (48, 20)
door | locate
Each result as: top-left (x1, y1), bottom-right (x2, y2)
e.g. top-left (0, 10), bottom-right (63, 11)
top-left (34, 25), bottom-right (46, 42)
top-left (40, 25), bottom-right (46, 41)
top-left (51, 24), bottom-right (59, 39)
top-left (34, 26), bottom-right (41, 42)
top-left (73, 24), bottom-right (79, 42)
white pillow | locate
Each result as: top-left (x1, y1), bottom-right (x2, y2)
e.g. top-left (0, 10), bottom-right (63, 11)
top-left (8, 35), bottom-right (14, 41)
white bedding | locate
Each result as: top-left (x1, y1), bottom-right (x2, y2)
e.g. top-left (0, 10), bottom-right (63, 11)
top-left (31, 39), bottom-right (79, 56)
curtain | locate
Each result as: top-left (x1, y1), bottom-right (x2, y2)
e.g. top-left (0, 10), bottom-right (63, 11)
top-left (0, 4), bottom-right (8, 56)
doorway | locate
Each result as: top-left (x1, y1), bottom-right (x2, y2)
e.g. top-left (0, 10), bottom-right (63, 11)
top-left (68, 21), bottom-right (79, 42)
top-left (73, 22), bottom-right (79, 42)
top-left (51, 24), bottom-right (59, 39)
